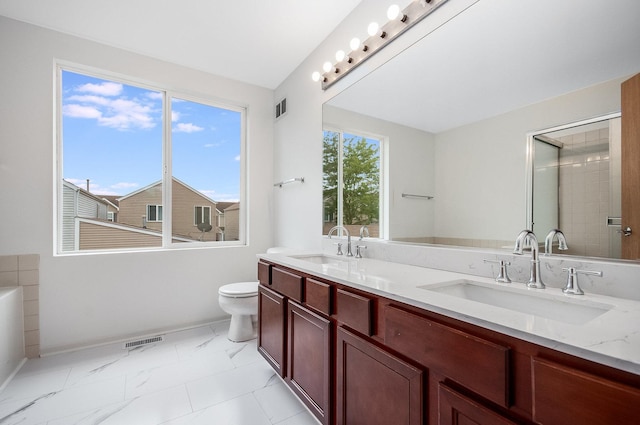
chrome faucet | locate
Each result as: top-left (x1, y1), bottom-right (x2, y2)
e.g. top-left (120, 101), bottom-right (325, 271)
top-left (328, 225), bottom-right (353, 256)
top-left (359, 225), bottom-right (370, 240)
top-left (544, 229), bottom-right (568, 255)
top-left (513, 230), bottom-right (545, 289)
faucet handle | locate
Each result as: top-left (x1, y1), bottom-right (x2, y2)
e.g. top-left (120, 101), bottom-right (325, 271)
top-left (484, 259), bottom-right (511, 283)
top-left (561, 267), bottom-right (603, 295)
top-left (334, 242), bottom-right (343, 256)
top-left (355, 245), bottom-right (367, 259)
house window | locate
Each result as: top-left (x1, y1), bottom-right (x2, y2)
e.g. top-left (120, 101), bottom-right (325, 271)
top-left (147, 205), bottom-right (163, 222)
top-left (323, 129), bottom-right (382, 238)
top-left (57, 67), bottom-right (245, 253)
top-left (194, 206), bottom-right (211, 226)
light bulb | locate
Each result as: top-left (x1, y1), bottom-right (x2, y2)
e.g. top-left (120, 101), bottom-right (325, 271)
top-left (350, 37), bottom-right (361, 51)
top-left (367, 22), bottom-right (386, 38)
top-left (367, 22), bottom-right (379, 36)
top-left (387, 4), bottom-right (407, 22)
top-left (336, 50), bottom-right (346, 62)
top-left (322, 61), bottom-right (333, 73)
top-left (311, 71), bottom-right (321, 82)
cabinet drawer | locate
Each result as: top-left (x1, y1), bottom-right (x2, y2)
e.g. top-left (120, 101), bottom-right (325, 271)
top-left (335, 288), bottom-right (372, 336)
top-left (532, 357), bottom-right (640, 424)
top-left (305, 278), bottom-right (332, 316)
top-left (385, 305), bottom-right (510, 407)
top-left (258, 260), bottom-right (271, 286)
top-left (271, 267), bottom-right (303, 302)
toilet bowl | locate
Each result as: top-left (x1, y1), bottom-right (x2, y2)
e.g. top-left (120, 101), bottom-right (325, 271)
top-left (218, 281), bottom-right (259, 342)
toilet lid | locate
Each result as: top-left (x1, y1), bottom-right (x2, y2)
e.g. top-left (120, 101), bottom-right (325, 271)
top-left (219, 281), bottom-right (259, 297)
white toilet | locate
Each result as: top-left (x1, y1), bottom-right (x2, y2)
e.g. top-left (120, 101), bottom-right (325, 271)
top-left (219, 281), bottom-right (259, 342)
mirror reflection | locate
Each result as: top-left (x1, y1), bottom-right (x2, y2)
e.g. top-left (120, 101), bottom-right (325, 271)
top-left (322, 0), bottom-right (640, 261)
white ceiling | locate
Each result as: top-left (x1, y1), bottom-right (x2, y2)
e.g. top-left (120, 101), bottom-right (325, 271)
top-left (0, 0), bottom-right (362, 89)
top-left (328, 0), bottom-right (640, 133)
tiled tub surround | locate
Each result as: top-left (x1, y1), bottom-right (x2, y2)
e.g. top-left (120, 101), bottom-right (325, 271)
top-left (0, 287), bottom-right (24, 392)
top-left (0, 255), bottom-right (40, 359)
top-left (263, 244), bottom-right (640, 375)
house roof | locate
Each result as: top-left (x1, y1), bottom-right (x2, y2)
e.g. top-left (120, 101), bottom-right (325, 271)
top-left (117, 177), bottom-right (218, 205)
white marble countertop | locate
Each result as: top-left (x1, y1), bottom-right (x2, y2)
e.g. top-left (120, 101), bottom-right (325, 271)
top-left (258, 251), bottom-right (640, 376)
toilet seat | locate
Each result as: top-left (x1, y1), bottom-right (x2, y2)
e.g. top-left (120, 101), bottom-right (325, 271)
top-left (219, 281), bottom-right (258, 298)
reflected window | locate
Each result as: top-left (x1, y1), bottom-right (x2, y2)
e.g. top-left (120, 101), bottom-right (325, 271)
top-left (323, 129), bottom-right (382, 237)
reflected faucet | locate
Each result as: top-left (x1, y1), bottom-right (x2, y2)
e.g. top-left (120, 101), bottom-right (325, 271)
top-left (513, 230), bottom-right (545, 289)
top-left (328, 226), bottom-right (353, 257)
top-left (544, 229), bottom-right (568, 255)
top-left (359, 225), bottom-right (370, 240)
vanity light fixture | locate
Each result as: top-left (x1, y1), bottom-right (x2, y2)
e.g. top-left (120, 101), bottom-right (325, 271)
top-left (312, 0), bottom-right (449, 90)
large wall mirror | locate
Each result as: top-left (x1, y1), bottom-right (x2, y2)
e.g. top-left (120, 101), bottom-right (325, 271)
top-left (322, 0), bottom-right (640, 261)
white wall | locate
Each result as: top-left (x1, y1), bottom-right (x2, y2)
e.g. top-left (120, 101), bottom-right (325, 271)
top-left (433, 77), bottom-right (623, 242)
top-left (0, 16), bottom-right (274, 353)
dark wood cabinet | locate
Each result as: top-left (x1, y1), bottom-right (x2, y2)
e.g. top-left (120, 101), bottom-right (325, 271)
top-left (439, 383), bottom-right (517, 425)
top-left (532, 357), bottom-right (640, 424)
top-left (257, 260), bottom-right (640, 425)
top-left (287, 301), bottom-right (331, 425)
top-left (336, 326), bottom-right (423, 425)
top-left (258, 285), bottom-right (286, 377)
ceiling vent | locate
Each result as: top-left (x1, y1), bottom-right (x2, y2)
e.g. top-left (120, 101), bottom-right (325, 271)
top-left (275, 98), bottom-right (287, 120)
top-left (123, 335), bottom-right (164, 349)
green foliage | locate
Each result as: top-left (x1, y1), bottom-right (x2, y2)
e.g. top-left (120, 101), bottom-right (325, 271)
top-left (323, 131), bottom-right (379, 226)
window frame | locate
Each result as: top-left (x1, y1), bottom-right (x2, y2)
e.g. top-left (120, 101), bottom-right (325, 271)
top-left (54, 61), bottom-right (247, 255)
top-left (146, 205), bottom-right (163, 222)
top-left (194, 205), bottom-right (212, 226)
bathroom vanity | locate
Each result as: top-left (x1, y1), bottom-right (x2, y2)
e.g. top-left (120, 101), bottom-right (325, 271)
top-left (256, 253), bottom-right (640, 425)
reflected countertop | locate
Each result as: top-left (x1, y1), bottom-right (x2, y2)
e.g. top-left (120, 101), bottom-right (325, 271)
top-left (258, 251), bottom-right (640, 375)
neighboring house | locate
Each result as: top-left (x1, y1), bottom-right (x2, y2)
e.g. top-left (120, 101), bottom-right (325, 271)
top-left (221, 202), bottom-right (240, 241)
top-left (61, 180), bottom-right (110, 251)
top-left (117, 178), bottom-right (223, 242)
top-left (100, 195), bottom-right (120, 222)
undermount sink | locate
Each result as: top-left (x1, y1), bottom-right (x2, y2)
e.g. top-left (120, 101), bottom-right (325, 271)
top-left (420, 280), bottom-right (613, 325)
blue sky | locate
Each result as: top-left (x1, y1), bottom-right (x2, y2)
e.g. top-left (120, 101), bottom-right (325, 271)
top-left (61, 70), bottom-right (241, 202)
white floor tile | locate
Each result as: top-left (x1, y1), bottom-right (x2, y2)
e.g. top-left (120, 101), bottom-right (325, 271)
top-left (254, 380), bottom-right (306, 423)
top-left (161, 393), bottom-right (271, 425)
top-left (47, 384), bottom-right (192, 425)
top-left (186, 359), bottom-right (278, 411)
top-left (0, 322), bottom-right (312, 425)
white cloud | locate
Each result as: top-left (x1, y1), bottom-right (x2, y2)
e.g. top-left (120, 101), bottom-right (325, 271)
top-left (67, 95), bottom-right (110, 106)
top-left (76, 82), bottom-right (123, 96)
top-left (171, 111), bottom-right (181, 122)
top-left (235, 155), bottom-right (241, 161)
top-left (199, 189), bottom-right (239, 202)
top-left (111, 182), bottom-right (139, 190)
top-left (63, 104), bottom-right (102, 119)
top-left (146, 92), bottom-right (163, 100)
top-left (173, 122), bottom-right (204, 133)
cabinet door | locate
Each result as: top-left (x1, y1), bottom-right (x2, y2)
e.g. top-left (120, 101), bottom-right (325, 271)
top-left (439, 383), bottom-right (516, 425)
top-left (336, 326), bottom-right (423, 425)
top-left (258, 286), bottom-right (286, 377)
top-left (532, 357), bottom-right (640, 424)
top-left (287, 301), bottom-right (331, 425)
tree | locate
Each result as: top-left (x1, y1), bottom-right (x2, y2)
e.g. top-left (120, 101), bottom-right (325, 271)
top-left (323, 131), bottom-right (379, 226)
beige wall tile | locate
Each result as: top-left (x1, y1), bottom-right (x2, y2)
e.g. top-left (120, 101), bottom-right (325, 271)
top-left (22, 284), bottom-right (39, 301)
top-left (25, 345), bottom-right (40, 359)
top-left (23, 299), bottom-right (39, 316)
top-left (24, 314), bottom-right (40, 332)
top-left (25, 330), bottom-right (40, 347)
top-left (18, 269), bottom-right (39, 286)
top-left (0, 271), bottom-right (19, 287)
top-left (18, 254), bottom-right (40, 271)
top-left (0, 255), bottom-right (18, 272)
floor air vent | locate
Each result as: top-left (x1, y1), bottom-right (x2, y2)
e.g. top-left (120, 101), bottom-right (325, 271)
top-left (123, 335), bottom-right (164, 349)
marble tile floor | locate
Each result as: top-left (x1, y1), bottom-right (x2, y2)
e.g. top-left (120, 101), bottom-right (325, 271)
top-left (0, 321), bottom-right (319, 425)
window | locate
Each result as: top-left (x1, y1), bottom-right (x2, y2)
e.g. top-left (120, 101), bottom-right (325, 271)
top-left (323, 129), bottom-right (382, 238)
top-left (194, 206), bottom-right (211, 226)
top-left (58, 67), bottom-right (245, 252)
top-left (146, 205), bottom-right (163, 222)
